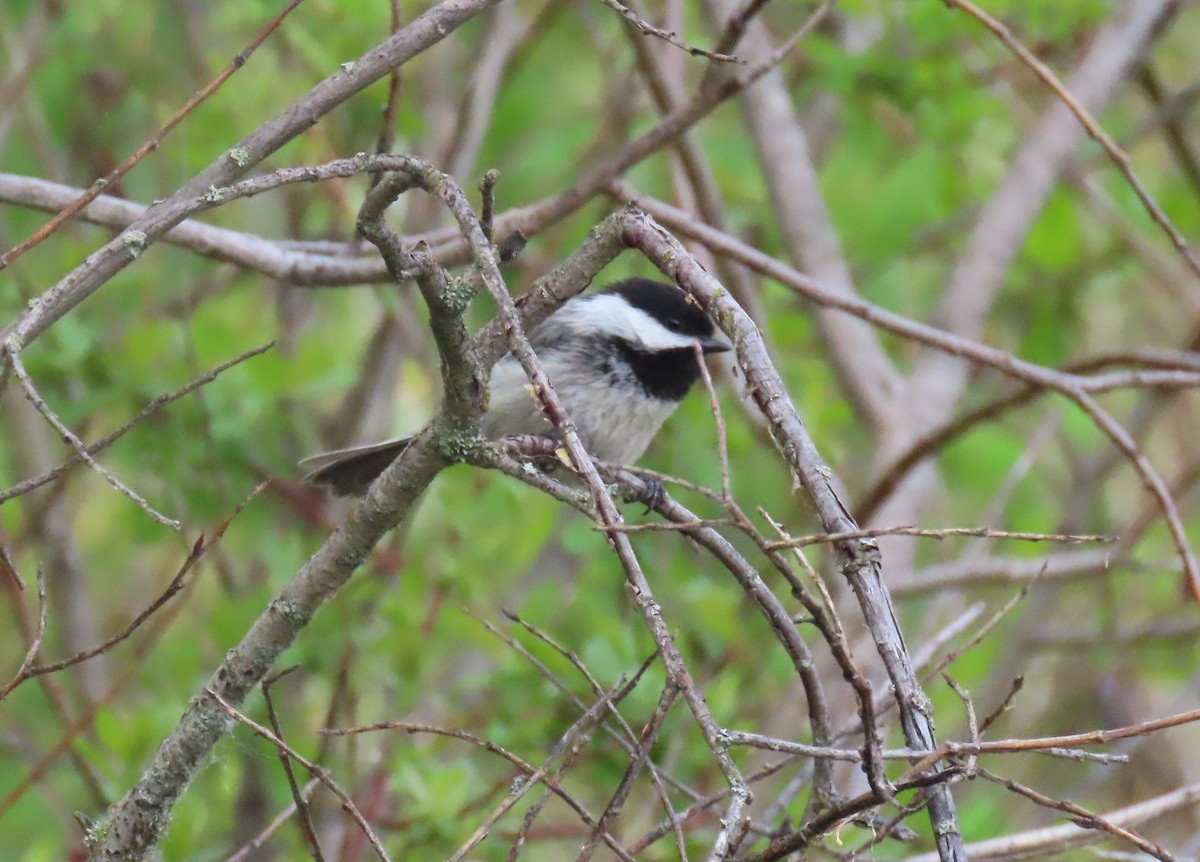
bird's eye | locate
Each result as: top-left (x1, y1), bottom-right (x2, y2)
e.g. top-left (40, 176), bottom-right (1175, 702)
top-left (666, 317), bottom-right (683, 332)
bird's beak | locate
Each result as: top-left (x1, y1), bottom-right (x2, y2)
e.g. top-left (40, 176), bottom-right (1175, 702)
top-left (699, 331), bottom-right (733, 355)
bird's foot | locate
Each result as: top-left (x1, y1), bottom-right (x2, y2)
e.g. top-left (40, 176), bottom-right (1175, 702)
top-left (628, 475), bottom-right (666, 513)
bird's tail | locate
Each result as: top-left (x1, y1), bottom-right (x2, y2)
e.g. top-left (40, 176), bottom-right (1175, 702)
top-left (299, 437), bottom-right (411, 496)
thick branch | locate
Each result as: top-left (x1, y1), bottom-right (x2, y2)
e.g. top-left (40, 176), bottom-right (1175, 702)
top-left (0, 172), bottom-right (391, 285)
top-left (445, 192), bottom-right (755, 861)
top-left (87, 440), bottom-right (447, 860)
top-left (2, 0), bottom-right (499, 352)
top-left (618, 208), bottom-right (968, 862)
top-left (88, 156), bottom-right (491, 862)
top-left (618, 188), bottom-right (1200, 598)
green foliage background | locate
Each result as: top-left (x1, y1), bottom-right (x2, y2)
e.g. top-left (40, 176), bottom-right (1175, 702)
top-left (2, 0), bottom-right (1199, 859)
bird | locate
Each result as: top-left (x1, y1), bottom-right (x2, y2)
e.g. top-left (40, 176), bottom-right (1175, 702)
top-left (301, 277), bottom-right (732, 496)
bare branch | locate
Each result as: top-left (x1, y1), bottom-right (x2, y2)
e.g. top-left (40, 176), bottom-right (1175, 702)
top-left (1, 0), bottom-right (500, 352)
top-left (575, 683), bottom-right (681, 862)
top-left (619, 207), bottom-right (969, 862)
top-left (911, 0), bottom-right (1179, 423)
top-left (598, 0), bottom-right (745, 63)
top-left (904, 781), bottom-right (1200, 862)
top-left (321, 717), bottom-right (636, 862)
top-left (478, 168), bottom-right (499, 242)
top-left (0, 565), bottom-right (46, 702)
top-left (0, 0), bottom-right (307, 270)
top-left (762, 526), bottom-right (1113, 551)
top-left (974, 766), bottom-right (1177, 862)
top-left (7, 482), bottom-right (268, 694)
top-left (207, 689), bottom-right (390, 862)
top-left (0, 341), bottom-right (274, 505)
top-left (0, 172), bottom-right (391, 285)
top-left (616, 190), bottom-right (1200, 600)
top-left (5, 340), bottom-right (180, 529)
top-left (701, 0), bottom-right (902, 434)
top-left (944, 0), bottom-right (1197, 281)
top-left (259, 670), bottom-right (325, 862)
top-left (223, 779), bottom-right (320, 862)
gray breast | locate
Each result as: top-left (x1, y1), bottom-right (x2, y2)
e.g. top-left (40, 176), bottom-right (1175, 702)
top-left (482, 344), bottom-right (681, 464)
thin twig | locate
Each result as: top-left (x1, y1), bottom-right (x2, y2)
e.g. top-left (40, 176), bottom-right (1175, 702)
top-left (0, 565), bottom-right (46, 702)
top-left (575, 683), bottom-right (681, 862)
top-left (224, 779), bottom-right (321, 862)
top-left (943, 675), bottom-right (978, 771)
top-left (0, 340), bottom-right (274, 505)
top-left (856, 352), bottom-right (1193, 522)
top-left (5, 339), bottom-right (180, 529)
top-left (321, 718), bottom-right (636, 862)
top-left (909, 781), bottom-right (1200, 862)
top-left (919, 567), bottom-right (1047, 689)
top-left (723, 730), bottom-right (1129, 765)
top-left (694, 339), bottom-right (733, 502)
top-left (762, 525), bottom-right (1114, 551)
top-left (760, 511), bottom-right (844, 643)
top-left (736, 765), bottom-right (966, 862)
top-left (974, 766), bottom-right (1177, 861)
top-left (6, 482), bottom-right (270, 694)
top-left (479, 168), bottom-right (499, 242)
top-left (453, 681), bottom-right (638, 862)
top-left (599, 518), bottom-right (738, 532)
top-left (0, 478), bottom-right (264, 815)
top-left (260, 668), bottom-right (325, 862)
top-left (979, 676), bottom-right (1024, 735)
top-left (711, 0), bottom-right (775, 56)
top-left (447, 681), bottom-right (631, 862)
top-left (0, 0), bottom-right (308, 271)
top-left (467, 608), bottom-right (698, 801)
top-left (598, 0), bottom-right (745, 63)
top-left (482, 609), bottom-right (694, 858)
top-left (628, 758), bottom-right (798, 855)
top-left (368, 0), bottom-right (404, 184)
top-left (0, 539), bottom-right (21, 591)
top-left (207, 688), bottom-right (392, 862)
top-left (503, 669), bottom-right (657, 862)
top-left (943, 0), bottom-right (1200, 282)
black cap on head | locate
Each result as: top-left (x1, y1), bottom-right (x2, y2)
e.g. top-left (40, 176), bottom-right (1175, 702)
top-left (604, 278), bottom-right (717, 340)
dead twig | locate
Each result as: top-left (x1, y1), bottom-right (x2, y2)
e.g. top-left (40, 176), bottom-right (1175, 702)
top-left (0, 0), bottom-right (308, 271)
top-left (762, 526), bottom-right (1113, 551)
top-left (207, 688), bottom-right (391, 862)
top-left (1, 482), bottom-right (269, 701)
top-left (223, 779), bottom-right (321, 862)
top-left (5, 340), bottom-right (180, 529)
top-left (260, 667), bottom-right (325, 862)
top-left (974, 766), bottom-right (1176, 862)
top-left (321, 715), bottom-right (636, 862)
top-left (0, 341), bottom-right (273, 506)
top-left (0, 565), bottom-right (46, 702)
top-left (943, 0), bottom-right (1200, 282)
top-left (597, 0), bottom-right (745, 63)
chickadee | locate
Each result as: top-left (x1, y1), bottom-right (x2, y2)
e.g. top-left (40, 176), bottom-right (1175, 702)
top-left (302, 277), bottom-right (732, 495)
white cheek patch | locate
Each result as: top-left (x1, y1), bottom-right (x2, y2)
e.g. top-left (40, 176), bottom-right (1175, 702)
top-left (566, 294), bottom-right (698, 351)
top-left (624, 304), bottom-right (699, 350)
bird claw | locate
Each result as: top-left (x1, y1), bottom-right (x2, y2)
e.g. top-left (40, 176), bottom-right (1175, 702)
top-left (632, 476), bottom-right (666, 513)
